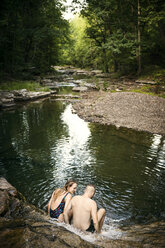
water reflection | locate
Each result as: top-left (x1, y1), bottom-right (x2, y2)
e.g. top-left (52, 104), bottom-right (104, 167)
top-left (50, 104), bottom-right (95, 186)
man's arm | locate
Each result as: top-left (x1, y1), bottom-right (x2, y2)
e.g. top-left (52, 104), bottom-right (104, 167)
top-left (91, 201), bottom-right (99, 233)
top-left (64, 200), bottom-right (72, 224)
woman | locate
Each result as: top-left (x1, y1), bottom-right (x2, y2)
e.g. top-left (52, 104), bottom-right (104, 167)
top-left (48, 179), bottom-right (77, 222)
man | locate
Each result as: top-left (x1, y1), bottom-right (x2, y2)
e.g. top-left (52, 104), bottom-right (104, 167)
top-left (64, 184), bottom-right (105, 233)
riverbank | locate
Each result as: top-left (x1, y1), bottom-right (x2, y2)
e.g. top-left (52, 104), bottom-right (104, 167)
top-left (1, 66), bottom-right (165, 135)
top-left (73, 91), bottom-right (165, 135)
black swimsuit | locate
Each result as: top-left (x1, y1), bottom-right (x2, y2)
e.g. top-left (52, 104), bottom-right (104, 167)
top-left (50, 192), bottom-right (69, 219)
top-left (86, 219), bottom-right (95, 233)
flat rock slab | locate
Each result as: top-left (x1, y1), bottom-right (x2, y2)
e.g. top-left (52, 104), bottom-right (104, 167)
top-left (72, 86), bottom-right (88, 92)
top-left (14, 91), bottom-right (51, 101)
top-left (135, 80), bottom-right (157, 85)
top-left (73, 92), bottom-right (165, 135)
top-left (0, 90), bottom-right (51, 109)
top-left (53, 94), bottom-right (80, 99)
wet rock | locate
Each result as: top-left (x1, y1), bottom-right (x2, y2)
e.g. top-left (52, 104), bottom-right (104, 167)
top-left (41, 80), bottom-right (59, 89)
top-left (135, 80), bottom-right (157, 85)
top-left (0, 191), bottom-right (9, 216)
top-left (53, 94), bottom-right (80, 99)
top-left (50, 90), bottom-right (57, 95)
top-left (84, 83), bottom-right (99, 90)
top-left (91, 70), bottom-right (102, 75)
top-left (73, 86), bottom-right (88, 92)
top-left (0, 177), bottom-right (17, 196)
top-left (96, 73), bottom-right (111, 78)
top-left (0, 91), bottom-right (16, 108)
top-left (0, 91), bottom-right (14, 99)
top-left (13, 89), bottom-right (28, 96)
top-left (41, 79), bottom-right (52, 84)
top-left (13, 91), bottom-right (51, 101)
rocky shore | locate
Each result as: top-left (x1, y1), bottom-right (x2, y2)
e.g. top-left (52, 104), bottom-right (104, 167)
top-left (73, 91), bottom-right (165, 135)
top-left (0, 89), bottom-right (55, 109)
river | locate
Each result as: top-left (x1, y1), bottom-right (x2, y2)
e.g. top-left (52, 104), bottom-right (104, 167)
top-left (0, 95), bottom-right (165, 240)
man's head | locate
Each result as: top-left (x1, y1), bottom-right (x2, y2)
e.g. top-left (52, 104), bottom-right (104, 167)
top-left (84, 184), bottom-right (96, 198)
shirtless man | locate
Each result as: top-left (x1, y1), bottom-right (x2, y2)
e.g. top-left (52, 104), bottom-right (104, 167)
top-left (64, 185), bottom-right (105, 233)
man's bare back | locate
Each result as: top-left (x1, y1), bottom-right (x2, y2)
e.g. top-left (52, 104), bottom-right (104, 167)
top-left (64, 185), bottom-right (105, 233)
top-left (71, 195), bottom-right (97, 230)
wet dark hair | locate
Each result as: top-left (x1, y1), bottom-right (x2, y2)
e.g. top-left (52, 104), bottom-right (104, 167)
top-left (51, 179), bottom-right (77, 201)
top-left (64, 179), bottom-right (77, 191)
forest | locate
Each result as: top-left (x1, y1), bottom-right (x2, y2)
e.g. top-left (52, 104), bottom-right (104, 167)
top-left (0, 0), bottom-right (165, 80)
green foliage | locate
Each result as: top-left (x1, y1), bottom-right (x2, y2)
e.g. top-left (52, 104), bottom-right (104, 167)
top-left (70, 0), bottom-right (165, 74)
top-left (0, 0), bottom-right (69, 78)
top-left (0, 81), bottom-right (50, 92)
top-left (60, 16), bottom-right (95, 67)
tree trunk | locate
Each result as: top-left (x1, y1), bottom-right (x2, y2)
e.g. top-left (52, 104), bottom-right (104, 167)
top-left (103, 48), bottom-right (109, 73)
top-left (114, 59), bottom-right (118, 72)
top-left (137, 0), bottom-right (141, 75)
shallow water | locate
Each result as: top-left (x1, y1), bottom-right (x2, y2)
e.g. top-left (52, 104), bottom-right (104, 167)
top-left (0, 99), bottom-right (165, 236)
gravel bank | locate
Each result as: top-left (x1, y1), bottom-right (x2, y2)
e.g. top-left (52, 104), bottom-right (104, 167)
top-left (73, 92), bottom-right (165, 135)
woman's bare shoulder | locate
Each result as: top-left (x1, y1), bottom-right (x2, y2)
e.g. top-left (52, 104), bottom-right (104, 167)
top-left (52, 188), bottom-right (61, 195)
top-left (66, 192), bottom-right (72, 199)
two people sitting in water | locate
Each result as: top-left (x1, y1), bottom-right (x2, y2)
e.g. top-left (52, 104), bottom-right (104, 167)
top-left (48, 179), bottom-right (106, 233)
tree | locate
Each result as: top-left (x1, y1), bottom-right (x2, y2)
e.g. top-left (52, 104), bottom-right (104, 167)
top-left (0, 0), bottom-right (69, 78)
top-left (72, 0), bottom-right (165, 74)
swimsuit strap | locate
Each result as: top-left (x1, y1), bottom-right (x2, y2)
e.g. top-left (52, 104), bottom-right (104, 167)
top-left (62, 192), bottom-right (69, 201)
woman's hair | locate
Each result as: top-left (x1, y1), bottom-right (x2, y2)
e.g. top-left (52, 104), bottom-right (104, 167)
top-left (64, 179), bottom-right (77, 191)
top-left (52, 179), bottom-right (77, 201)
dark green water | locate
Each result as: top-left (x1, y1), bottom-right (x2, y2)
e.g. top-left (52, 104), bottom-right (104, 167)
top-left (0, 99), bottom-right (165, 227)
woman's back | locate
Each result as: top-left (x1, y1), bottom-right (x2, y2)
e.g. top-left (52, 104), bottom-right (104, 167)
top-left (48, 180), bottom-right (77, 221)
top-left (50, 189), bottom-right (68, 210)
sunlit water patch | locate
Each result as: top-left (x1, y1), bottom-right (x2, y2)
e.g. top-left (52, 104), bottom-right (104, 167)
top-left (50, 104), bottom-right (95, 186)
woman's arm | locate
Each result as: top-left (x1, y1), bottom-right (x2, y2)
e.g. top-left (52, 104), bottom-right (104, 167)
top-left (63, 194), bottom-right (72, 223)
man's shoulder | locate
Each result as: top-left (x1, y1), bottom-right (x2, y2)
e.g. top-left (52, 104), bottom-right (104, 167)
top-left (88, 198), bottom-right (97, 206)
top-left (72, 195), bottom-right (81, 201)
top-left (72, 196), bottom-right (96, 206)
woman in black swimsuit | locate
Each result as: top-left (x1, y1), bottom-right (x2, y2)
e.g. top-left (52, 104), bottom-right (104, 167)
top-left (48, 180), bottom-right (77, 222)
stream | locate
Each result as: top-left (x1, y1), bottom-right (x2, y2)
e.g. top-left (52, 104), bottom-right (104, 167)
top-left (0, 70), bottom-right (165, 244)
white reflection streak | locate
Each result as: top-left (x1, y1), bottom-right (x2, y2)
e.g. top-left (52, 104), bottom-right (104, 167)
top-left (51, 104), bottom-right (94, 181)
top-left (145, 134), bottom-right (165, 176)
top-left (151, 134), bottom-right (162, 150)
top-left (11, 111), bottom-right (29, 152)
top-left (147, 134), bottom-right (162, 162)
top-left (62, 104), bottom-right (91, 146)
